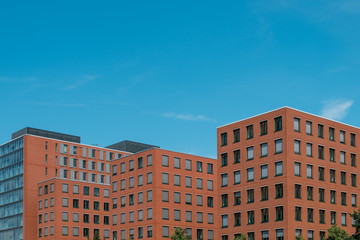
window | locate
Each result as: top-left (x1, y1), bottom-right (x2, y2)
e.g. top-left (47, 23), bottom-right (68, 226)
top-left (351, 154), bottom-right (356, 167)
top-left (207, 196), bottom-right (213, 207)
top-left (162, 173), bottom-right (169, 184)
top-left (62, 226), bottom-right (68, 236)
top-left (352, 174), bottom-right (357, 187)
top-left (162, 155), bottom-right (169, 167)
top-left (94, 187), bottom-right (100, 196)
top-left (341, 192), bottom-right (347, 205)
top-left (342, 213), bottom-right (347, 226)
top-left (341, 151), bottom-right (346, 164)
top-left (262, 230), bottom-right (269, 240)
top-left (248, 232), bottom-right (255, 240)
top-left (147, 172), bottom-right (152, 184)
top-left (275, 161), bottom-right (283, 176)
top-left (186, 194), bottom-right (192, 205)
top-left (147, 208), bottom-right (153, 219)
top-left (294, 118), bottom-right (300, 132)
top-left (247, 147), bottom-right (254, 160)
top-left (208, 213), bottom-right (214, 224)
top-left (196, 212), bottom-right (203, 223)
top-left (196, 161), bottom-right (202, 172)
top-left (306, 143), bottom-right (312, 157)
top-left (261, 186), bottom-right (268, 201)
top-left (185, 176), bottom-right (192, 187)
top-left (196, 178), bottom-right (202, 189)
top-left (330, 169), bottom-right (336, 183)
top-left (247, 125), bottom-right (253, 139)
top-left (62, 183), bottom-right (68, 193)
top-left (247, 168), bottom-right (254, 182)
top-left (73, 199), bottom-right (79, 208)
top-left (318, 145), bottom-right (324, 159)
top-left (340, 130), bottom-right (345, 143)
top-left (174, 209), bottom-right (181, 221)
top-left (221, 174), bottom-right (228, 187)
top-left (331, 211), bottom-right (336, 224)
top-left (341, 171), bottom-right (346, 185)
top-left (276, 229), bottom-right (284, 240)
top-left (308, 230), bottom-right (314, 240)
top-left (162, 208), bottom-right (169, 220)
top-left (221, 153), bottom-right (228, 166)
top-left (233, 129), bottom-right (240, 143)
top-left (120, 162), bottom-right (125, 173)
top-left (307, 186), bottom-right (313, 200)
top-left (162, 226), bottom-right (169, 237)
top-left (234, 171), bottom-right (241, 184)
top-left (319, 188), bottom-right (325, 202)
top-left (233, 150), bottom-right (240, 164)
top-left (185, 159), bottom-right (191, 170)
top-left (207, 163), bottom-right (213, 174)
top-left (260, 121), bottom-right (267, 135)
top-left (147, 154), bottom-right (152, 166)
top-left (330, 148), bottom-right (335, 162)
top-left (138, 157), bottom-right (143, 169)
top-left (307, 208), bottom-right (314, 222)
top-left (138, 175), bottom-right (143, 186)
top-left (307, 165), bottom-right (313, 178)
top-left (221, 132), bottom-right (227, 146)
top-left (186, 211), bottom-right (192, 222)
top-left (247, 210), bottom-right (255, 224)
top-left (221, 194), bottom-right (228, 207)
top-left (295, 162), bottom-right (301, 176)
top-left (352, 194), bottom-right (357, 207)
top-left (261, 165), bottom-right (268, 179)
top-left (275, 116), bottom-right (282, 131)
top-left (276, 206), bottom-right (283, 221)
top-left (129, 160), bottom-right (134, 171)
top-left (295, 184), bottom-right (301, 199)
top-left (275, 139), bottom-right (283, 154)
top-left (295, 207), bottom-right (302, 221)
top-left (319, 209), bottom-right (325, 224)
top-left (234, 191), bottom-right (241, 205)
top-left (174, 157), bottom-right (180, 169)
top-left (162, 190), bottom-right (169, 202)
top-left (222, 215), bottom-right (228, 228)
top-left (261, 143), bottom-right (268, 157)
top-left (247, 189), bottom-right (254, 203)
top-left (319, 167), bottom-right (325, 181)
top-left (329, 127), bottom-right (335, 141)
top-left (174, 174), bottom-right (180, 186)
top-left (275, 184), bottom-right (283, 198)
top-left (261, 208), bottom-right (268, 223)
top-left (62, 198), bottom-right (68, 207)
top-left (120, 179), bottom-right (125, 190)
top-left (318, 124), bottom-right (324, 138)
top-left (306, 121), bottom-right (312, 135)
top-left (294, 140), bottom-right (300, 154)
top-left (330, 190), bottom-right (336, 204)
top-left (207, 180), bottom-right (213, 190)
top-left (351, 133), bottom-right (356, 146)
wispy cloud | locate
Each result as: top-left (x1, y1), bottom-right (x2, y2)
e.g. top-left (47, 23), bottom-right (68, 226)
top-left (0, 76), bottom-right (37, 82)
top-left (161, 112), bottom-right (216, 122)
top-left (24, 102), bottom-right (87, 107)
top-left (63, 74), bottom-right (99, 91)
top-left (320, 100), bottom-right (354, 121)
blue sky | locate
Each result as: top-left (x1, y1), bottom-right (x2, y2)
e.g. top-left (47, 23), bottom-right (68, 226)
top-left (1, 0), bottom-right (360, 158)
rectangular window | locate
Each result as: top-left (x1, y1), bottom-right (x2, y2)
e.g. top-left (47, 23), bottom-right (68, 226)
top-left (275, 161), bottom-right (283, 176)
top-left (319, 188), bottom-right (325, 202)
top-left (147, 154), bottom-right (152, 166)
top-left (162, 173), bottom-right (169, 184)
top-left (276, 206), bottom-right (283, 221)
top-left (295, 162), bottom-right (301, 176)
top-left (247, 189), bottom-right (254, 203)
top-left (222, 215), bottom-right (228, 228)
top-left (340, 151), bottom-right (346, 164)
top-left (329, 127), bottom-right (335, 141)
top-left (260, 121), bottom-right (267, 135)
top-left (318, 124), bottom-right (324, 138)
top-left (307, 208), bottom-right (314, 222)
top-left (233, 129), bottom-right (240, 143)
top-left (261, 208), bottom-right (268, 223)
top-left (330, 190), bottom-right (336, 204)
top-left (162, 155), bottom-right (169, 167)
top-left (185, 159), bottom-right (191, 170)
top-left (306, 143), bottom-right (312, 157)
top-left (261, 186), bottom-right (268, 201)
top-left (341, 192), bottom-right (347, 205)
top-left (307, 186), bottom-right (313, 200)
top-left (331, 211), bottom-right (336, 224)
top-left (185, 176), bottom-right (192, 187)
top-left (342, 213), bottom-right (347, 226)
top-left (275, 139), bottom-right (283, 154)
top-left (174, 157), bottom-right (180, 169)
top-left (294, 118), bottom-right (300, 132)
top-left (275, 184), bottom-right (283, 198)
top-left (308, 230), bottom-right (314, 240)
top-left (352, 174), bottom-right (357, 187)
top-left (330, 169), bottom-right (336, 183)
top-left (294, 140), bottom-right (300, 154)
top-left (234, 171), bottom-right (241, 184)
top-left (351, 133), bottom-right (356, 146)
top-left (306, 121), bottom-right (312, 135)
top-left (138, 157), bottom-right (143, 169)
top-left (207, 163), bottom-right (213, 174)
top-left (330, 148), bottom-right (335, 162)
top-left (247, 168), bottom-right (254, 182)
top-left (295, 207), bottom-right (302, 221)
top-left (234, 212), bottom-right (241, 226)
top-left (351, 154), bottom-right (356, 167)
top-left (247, 147), bottom-right (254, 160)
top-left (318, 146), bottom-right (324, 159)
top-left (234, 191), bottom-right (241, 205)
top-left (247, 125), bottom-right (253, 139)
top-left (221, 132), bottom-right (227, 146)
top-left (221, 153), bottom-right (228, 166)
top-left (340, 130), bottom-right (345, 143)
top-left (275, 116), bottom-right (282, 131)
top-left (221, 194), bottom-right (228, 207)
top-left (221, 174), bottom-right (228, 187)
top-left (295, 184), bottom-right (301, 199)
top-left (247, 210), bottom-right (255, 224)
top-left (319, 167), bottom-right (325, 181)
top-left (307, 165), bottom-right (313, 178)
top-left (261, 143), bottom-right (268, 157)
top-left (341, 171), bottom-right (346, 185)
top-left (129, 160), bottom-right (134, 171)
top-left (261, 165), bottom-right (268, 179)
top-left (352, 194), bottom-right (357, 207)
top-left (196, 161), bottom-right (202, 172)
top-left (233, 150), bottom-right (240, 164)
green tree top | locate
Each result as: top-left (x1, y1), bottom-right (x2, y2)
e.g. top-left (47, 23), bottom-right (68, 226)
top-left (171, 227), bottom-right (191, 240)
top-left (325, 225), bottom-right (349, 240)
top-left (234, 233), bottom-right (246, 240)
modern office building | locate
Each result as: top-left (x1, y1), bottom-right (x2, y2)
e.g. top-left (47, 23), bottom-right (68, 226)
top-left (217, 107), bottom-right (359, 240)
top-left (0, 127), bottom-right (217, 240)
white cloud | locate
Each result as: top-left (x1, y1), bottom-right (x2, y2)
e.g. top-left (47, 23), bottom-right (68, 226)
top-left (63, 74), bottom-right (98, 91)
top-left (161, 113), bottom-right (216, 122)
top-left (320, 100), bottom-right (354, 121)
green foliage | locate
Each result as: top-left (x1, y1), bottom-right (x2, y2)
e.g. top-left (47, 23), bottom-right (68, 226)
top-left (234, 233), bottom-right (246, 240)
top-left (92, 232), bottom-right (101, 240)
top-left (326, 225), bottom-right (349, 240)
top-left (296, 235), bottom-right (306, 240)
top-left (350, 208), bottom-right (360, 239)
top-left (171, 227), bottom-right (191, 240)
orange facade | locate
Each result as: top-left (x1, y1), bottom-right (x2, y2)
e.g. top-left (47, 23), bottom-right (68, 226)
top-left (217, 107), bottom-right (359, 240)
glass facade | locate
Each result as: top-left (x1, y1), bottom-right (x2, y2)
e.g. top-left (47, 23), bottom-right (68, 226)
top-left (0, 137), bottom-right (24, 240)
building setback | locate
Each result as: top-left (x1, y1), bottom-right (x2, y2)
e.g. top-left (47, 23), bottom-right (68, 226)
top-left (0, 107), bottom-right (359, 240)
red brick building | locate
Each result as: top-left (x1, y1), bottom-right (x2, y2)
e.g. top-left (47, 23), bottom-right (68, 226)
top-left (217, 107), bottom-right (359, 240)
